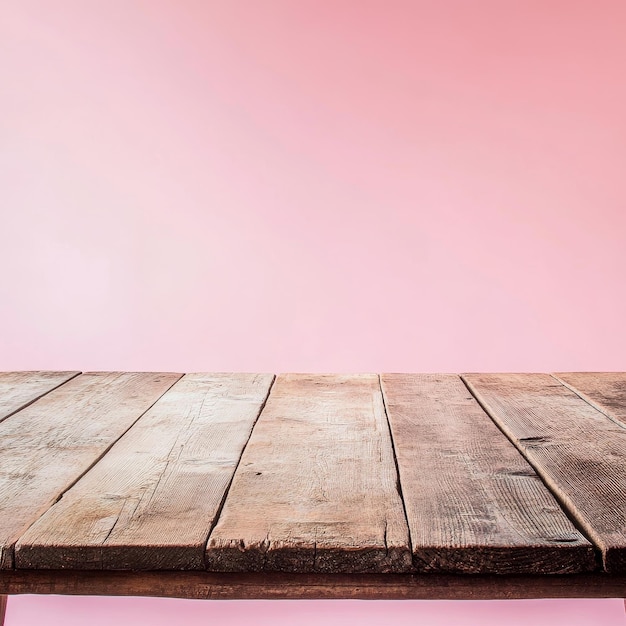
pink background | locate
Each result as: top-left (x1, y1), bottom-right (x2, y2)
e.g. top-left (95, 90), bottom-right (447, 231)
top-left (1, 1), bottom-right (625, 624)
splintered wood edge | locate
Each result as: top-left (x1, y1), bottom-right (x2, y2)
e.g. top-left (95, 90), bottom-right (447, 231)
top-left (0, 570), bottom-right (624, 600)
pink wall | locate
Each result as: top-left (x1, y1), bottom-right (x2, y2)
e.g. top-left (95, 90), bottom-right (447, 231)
top-left (1, 1), bottom-right (625, 623)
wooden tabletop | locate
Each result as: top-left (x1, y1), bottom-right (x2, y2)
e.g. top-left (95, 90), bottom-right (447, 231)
top-left (0, 371), bottom-right (624, 600)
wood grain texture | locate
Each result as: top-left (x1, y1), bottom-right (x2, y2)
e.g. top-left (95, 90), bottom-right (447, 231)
top-left (462, 373), bottom-right (626, 573)
top-left (0, 371), bottom-right (79, 424)
top-left (0, 372), bottom-right (181, 569)
top-left (15, 374), bottom-right (274, 570)
top-left (553, 372), bottom-right (626, 429)
top-left (0, 594), bottom-right (5, 626)
top-left (381, 374), bottom-right (595, 574)
top-left (0, 570), bottom-right (624, 600)
top-left (206, 373), bottom-right (412, 573)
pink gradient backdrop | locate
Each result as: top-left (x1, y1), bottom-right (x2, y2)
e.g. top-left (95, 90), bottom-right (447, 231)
top-left (1, 1), bottom-right (625, 624)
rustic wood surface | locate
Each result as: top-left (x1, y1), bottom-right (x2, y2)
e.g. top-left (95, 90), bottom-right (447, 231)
top-left (0, 372), bottom-right (181, 569)
top-left (381, 374), bottom-right (595, 574)
top-left (15, 374), bottom-right (274, 570)
top-left (206, 373), bottom-right (412, 573)
top-left (0, 371), bottom-right (624, 600)
top-left (0, 371), bottom-right (79, 425)
top-left (462, 373), bottom-right (626, 573)
top-left (0, 570), bottom-right (624, 600)
top-left (554, 372), bottom-right (626, 429)
top-left (0, 594), bottom-right (5, 626)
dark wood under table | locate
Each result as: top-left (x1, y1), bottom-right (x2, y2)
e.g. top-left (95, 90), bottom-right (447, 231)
top-left (0, 371), bottom-right (625, 623)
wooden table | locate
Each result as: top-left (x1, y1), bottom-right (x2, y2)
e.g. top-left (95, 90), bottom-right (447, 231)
top-left (1, 371), bottom-right (625, 623)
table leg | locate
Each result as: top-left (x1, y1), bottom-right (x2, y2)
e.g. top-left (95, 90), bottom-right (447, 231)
top-left (0, 595), bottom-right (6, 626)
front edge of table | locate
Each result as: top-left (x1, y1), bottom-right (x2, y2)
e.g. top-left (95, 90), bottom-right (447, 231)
top-left (1, 571), bottom-right (625, 600)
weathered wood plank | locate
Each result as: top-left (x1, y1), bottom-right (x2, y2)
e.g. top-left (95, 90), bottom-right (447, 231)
top-left (553, 372), bottom-right (626, 429)
top-left (0, 372), bottom-right (181, 569)
top-left (0, 570), bottom-right (625, 600)
top-left (0, 371), bottom-right (79, 424)
top-left (462, 373), bottom-right (626, 573)
top-left (381, 374), bottom-right (595, 573)
top-left (206, 373), bottom-right (412, 573)
top-left (15, 374), bottom-right (274, 570)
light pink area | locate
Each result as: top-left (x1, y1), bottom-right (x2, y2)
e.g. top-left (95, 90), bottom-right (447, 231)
top-left (5, 596), bottom-right (626, 626)
top-left (2, 0), bottom-right (626, 373)
top-left (1, 1), bottom-right (625, 624)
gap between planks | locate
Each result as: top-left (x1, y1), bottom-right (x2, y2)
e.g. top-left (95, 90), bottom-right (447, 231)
top-left (48, 373), bottom-right (184, 510)
top-left (459, 374), bottom-right (604, 568)
top-left (0, 372), bottom-right (183, 569)
top-left (551, 373), bottom-right (626, 431)
top-left (14, 374), bottom-right (275, 571)
top-left (199, 375), bottom-right (277, 569)
top-left (204, 374), bottom-right (412, 573)
top-left (0, 371), bottom-right (80, 425)
top-left (461, 373), bottom-right (626, 573)
top-left (383, 374), bottom-right (594, 574)
top-left (378, 374), bottom-right (413, 558)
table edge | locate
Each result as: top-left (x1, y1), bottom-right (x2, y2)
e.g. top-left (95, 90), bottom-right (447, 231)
top-left (1, 570), bottom-right (624, 600)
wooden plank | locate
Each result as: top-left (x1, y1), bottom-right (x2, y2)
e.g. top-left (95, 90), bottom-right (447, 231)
top-left (462, 373), bottom-right (626, 573)
top-left (15, 374), bottom-right (274, 570)
top-left (553, 372), bottom-right (626, 428)
top-left (381, 374), bottom-right (595, 574)
top-left (0, 570), bottom-right (625, 600)
top-left (0, 595), bottom-right (5, 626)
top-left (0, 371), bottom-right (79, 424)
top-left (206, 373), bottom-right (412, 573)
top-left (0, 372), bottom-right (181, 569)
